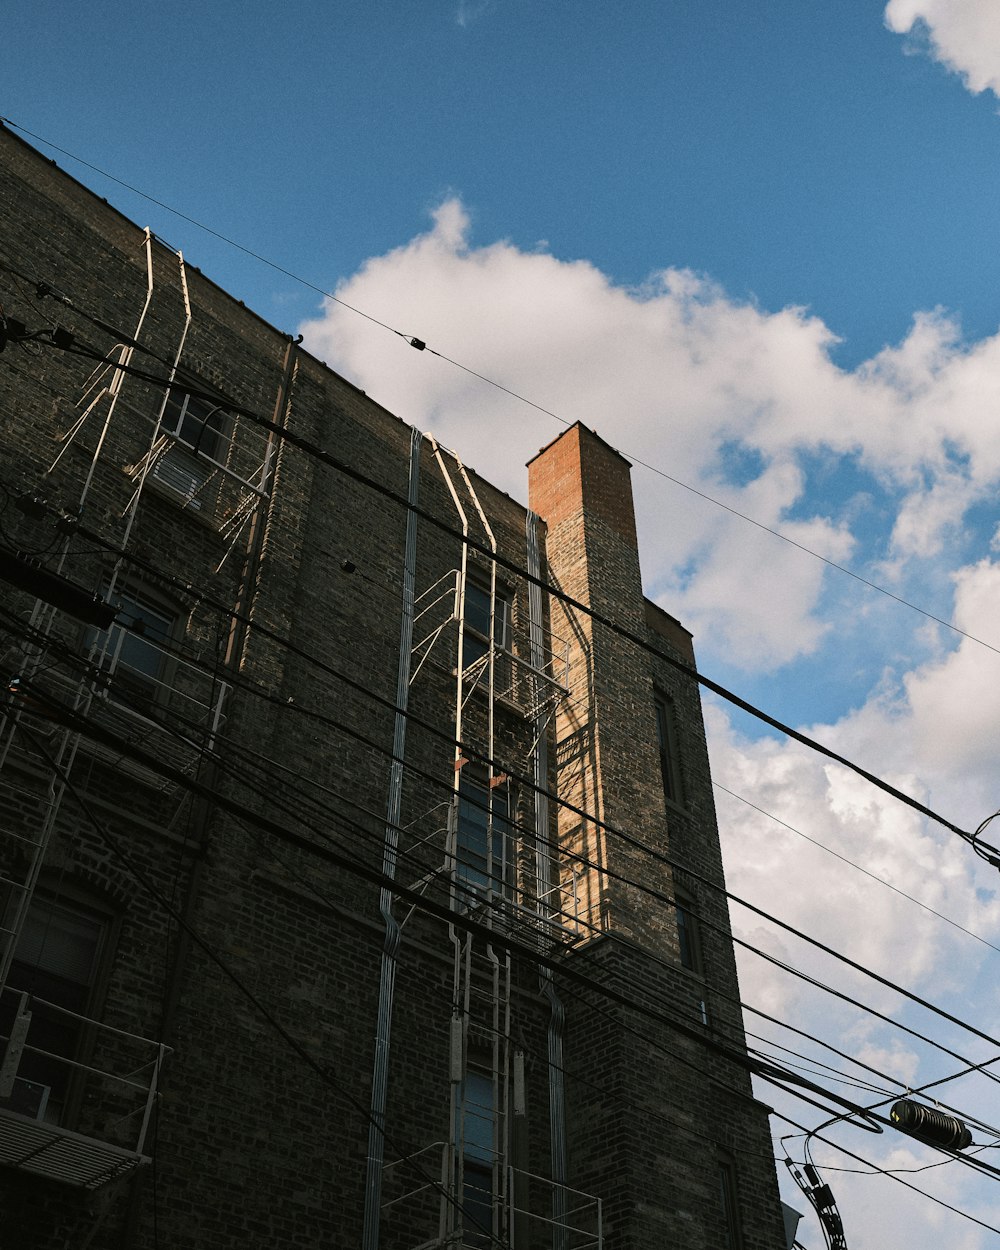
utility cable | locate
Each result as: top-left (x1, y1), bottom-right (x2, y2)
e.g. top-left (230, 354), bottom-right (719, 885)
top-left (11, 620), bottom-right (1000, 1225)
top-left (715, 782), bottom-right (1000, 956)
top-left (2, 115), bottom-right (996, 662)
top-left (18, 723), bottom-right (513, 1250)
top-left (9, 328), bottom-right (992, 862)
top-left (776, 1108), bottom-right (1000, 1238)
top-left (10, 652), bottom-right (1000, 1153)
top-left (8, 673), bottom-right (897, 1120)
top-left (8, 597), bottom-right (995, 1096)
top-left (3, 556), bottom-right (998, 1094)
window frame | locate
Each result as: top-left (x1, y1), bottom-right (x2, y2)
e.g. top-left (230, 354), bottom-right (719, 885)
top-left (0, 884), bottom-right (120, 1127)
top-left (84, 581), bottom-right (179, 712)
top-left (461, 578), bottom-right (511, 670)
top-left (674, 888), bottom-right (704, 976)
top-left (455, 1065), bottom-right (495, 1246)
top-left (160, 384), bottom-right (228, 462)
top-left (654, 691), bottom-right (684, 808)
top-left (718, 1155), bottom-right (744, 1250)
top-left (454, 769), bottom-right (512, 899)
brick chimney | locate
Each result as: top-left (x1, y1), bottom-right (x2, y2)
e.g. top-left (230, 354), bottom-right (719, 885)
top-left (528, 423), bottom-right (674, 944)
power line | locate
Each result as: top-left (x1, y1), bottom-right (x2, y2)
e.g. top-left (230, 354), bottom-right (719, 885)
top-left (2, 115), bottom-right (997, 663)
top-left (715, 783), bottom-right (1000, 956)
top-left (7, 568), bottom-right (1000, 1238)
top-left (5, 486), bottom-right (998, 1105)
top-left (11, 650), bottom-right (1000, 1155)
top-left (11, 323), bottom-right (992, 862)
top-left (6, 592), bottom-right (994, 1095)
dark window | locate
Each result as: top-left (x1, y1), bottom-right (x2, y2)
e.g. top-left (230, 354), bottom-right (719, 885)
top-left (675, 891), bottom-right (703, 974)
top-left (161, 387), bottom-right (226, 460)
top-left (456, 771), bottom-right (510, 895)
top-left (458, 1068), bottom-right (494, 1246)
top-left (655, 693), bottom-right (683, 805)
top-left (463, 580), bottom-right (509, 669)
top-left (1, 894), bottom-right (111, 1124)
top-left (719, 1158), bottom-right (743, 1250)
top-left (86, 586), bottom-right (175, 708)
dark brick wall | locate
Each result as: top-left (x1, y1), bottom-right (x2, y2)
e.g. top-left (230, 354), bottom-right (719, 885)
top-left (0, 124), bottom-right (783, 1250)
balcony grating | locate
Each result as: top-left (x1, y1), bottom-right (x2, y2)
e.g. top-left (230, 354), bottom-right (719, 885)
top-left (0, 1108), bottom-right (146, 1189)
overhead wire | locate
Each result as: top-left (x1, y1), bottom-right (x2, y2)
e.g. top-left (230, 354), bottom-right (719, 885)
top-left (9, 477), bottom-right (1000, 1200)
top-left (6, 599), bottom-right (1000, 1239)
top-left (775, 1107), bottom-right (1000, 1238)
top-left (3, 115), bottom-right (998, 664)
top-left (12, 320), bottom-right (997, 864)
top-left (7, 635), bottom-right (1000, 1170)
top-left (12, 680), bottom-right (929, 1157)
top-left (4, 498), bottom-right (1000, 1123)
top-left (714, 782), bottom-right (1000, 956)
top-left (6, 592), bottom-right (996, 1103)
top-left (1, 217), bottom-right (1000, 1230)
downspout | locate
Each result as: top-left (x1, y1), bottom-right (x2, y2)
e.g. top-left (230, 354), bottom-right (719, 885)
top-left (527, 509), bottom-right (568, 1249)
top-left (362, 425), bottom-right (423, 1250)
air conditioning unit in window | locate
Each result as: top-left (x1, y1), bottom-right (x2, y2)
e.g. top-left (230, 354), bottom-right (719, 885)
top-left (151, 449), bottom-right (208, 510)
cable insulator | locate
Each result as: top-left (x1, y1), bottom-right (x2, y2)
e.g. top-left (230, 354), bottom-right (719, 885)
top-left (890, 1099), bottom-right (972, 1151)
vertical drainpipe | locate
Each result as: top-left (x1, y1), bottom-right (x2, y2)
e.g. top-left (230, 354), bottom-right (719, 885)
top-left (526, 511), bottom-right (569, 1249)
top-left (362, 426), bottom-right (423, 1250)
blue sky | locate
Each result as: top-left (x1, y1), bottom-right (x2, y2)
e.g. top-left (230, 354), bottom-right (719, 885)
top-left (8, 2), bottom-right (1000, 366)
top-left (7, 4), bottom-right (1000, 1247)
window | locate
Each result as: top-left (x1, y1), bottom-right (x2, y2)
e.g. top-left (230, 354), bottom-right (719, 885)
top-left (654, 693), bottom-right (683, 805)
top-left (0, 894), bottom-right (112, 1124)
top-left (161, 386), bottom-right (226, 460)
top-left (718, 1158), bottom-right (743, 1250)
top-left (85, 585), bottom-right (176, 711)
top-left (462, 579), bottom-right (509, 669)
top-left (674, 890), bottom-right (703, 975)
top-left (457, 1068), bottom-right (494, 1246)
top-left (456, 771), bottom-right (510, 896)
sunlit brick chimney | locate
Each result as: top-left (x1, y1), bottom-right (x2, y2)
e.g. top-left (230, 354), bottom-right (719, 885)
top-left (528, 422), bottom-right (676, 943)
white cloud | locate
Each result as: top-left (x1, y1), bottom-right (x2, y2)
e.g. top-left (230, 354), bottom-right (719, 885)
top-left (885, 0), bottom-right (1000, 97)
top-left (300, 197), bottom-right (1000, 670)
top-left (456, 0), bottom-right (494, 28)
top-left (300, 198), bottom-right (1000, 1247)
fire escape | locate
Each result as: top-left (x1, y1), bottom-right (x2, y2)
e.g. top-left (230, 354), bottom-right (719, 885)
top-left (0, 232), bottom-right (275, 1190)
top-left (368, 437), bottom-right (602, 1250)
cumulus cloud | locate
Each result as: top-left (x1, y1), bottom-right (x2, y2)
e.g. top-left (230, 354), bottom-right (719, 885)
top-left (301, 196), bottom-right (1000, 1246)
top-left (885, 0), bottom-right (1000, 97)
top-left (301, 197), bottom-right (1000, 670)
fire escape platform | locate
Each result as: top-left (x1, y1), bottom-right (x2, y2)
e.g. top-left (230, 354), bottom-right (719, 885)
top-left (0, 1107), bottom-right (147, 1189)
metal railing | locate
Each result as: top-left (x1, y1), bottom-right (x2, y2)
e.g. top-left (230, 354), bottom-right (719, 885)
top-left (380, 1141), bottom-right (602, 1250)
top-left (0, 986), bottom-right (168, 1188)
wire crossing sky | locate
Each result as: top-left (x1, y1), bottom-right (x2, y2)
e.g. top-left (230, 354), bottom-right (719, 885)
top-left (6, 4), bottom-right (1000, 1247)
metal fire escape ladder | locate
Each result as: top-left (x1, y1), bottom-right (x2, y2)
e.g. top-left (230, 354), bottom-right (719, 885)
top-left (362, 427), bottom-right (423, 1250)
top-left (431, 439), bottom-right (512, 1249)
top-left (0, 235), bottom-right (172, 1186)
top-left (47, 229), bottom-right (157, 486)
top-left (0, 232), bottom-right (160, 992)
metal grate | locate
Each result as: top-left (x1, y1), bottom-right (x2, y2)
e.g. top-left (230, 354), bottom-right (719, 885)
top-left (0, 1108), bottom-right (146, 1189)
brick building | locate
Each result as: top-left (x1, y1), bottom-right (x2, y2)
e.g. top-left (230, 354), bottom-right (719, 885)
top-left (0, 124), bottom-right (786, 1249)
